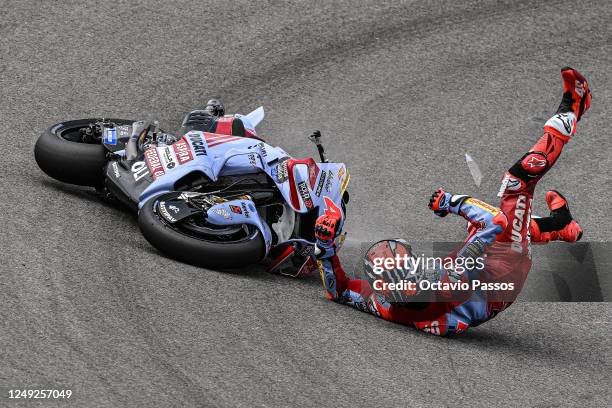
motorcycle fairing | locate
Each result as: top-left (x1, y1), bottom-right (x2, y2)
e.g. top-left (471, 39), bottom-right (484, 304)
top-left (206, 198), bottom-right (273, 253)
top-left (237, 106), bottom-right (264, 131)
top-left (279, 158), bottom-right (349, 217)
top-left (124, 130), bottom-right (348, 258)
top-left (137, 130), bottom-right (349, 218)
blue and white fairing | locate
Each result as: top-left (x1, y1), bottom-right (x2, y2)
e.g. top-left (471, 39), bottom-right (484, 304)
top-left (137, 126), bottom-right (349, 255)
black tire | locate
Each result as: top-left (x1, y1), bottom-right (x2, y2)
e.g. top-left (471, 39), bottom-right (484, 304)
top-left (138, 194), bottom-right (267, 269)
top-left (34, 118), bottom-right (134, 187)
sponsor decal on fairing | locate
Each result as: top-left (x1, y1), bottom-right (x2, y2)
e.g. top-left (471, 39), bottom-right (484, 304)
top-left (213, 208), bottom-right (230, 220)
top-left (144, 148), bottom-right (165, 180)
top-left (337, 165), bottom-right (345, 181)
top-left (248, 142), bottom-right (268, 158)
top-left (172, 139), bottom-right (194, 165)
top-left (131, 161), bottom-right (150, 182)
top-left (187, 133), bottom-right (207, 156)
top-left (241, 202), bottom-right (251, 218)
top-left (297, 181), bottom-right (314, 209)
top-left (272, 158), bottom-right (289, 183)
top-left (103, 127), bottom-right (117, 145)
top-left (324, 170), bottom-right (334, 192)
top-left (315, 171), bottom-right (326, 196)
top-left (161, 146), bottom-right (177, 169)
top-left (248, 153), bottom-right (257, 167)
top-left (111, 162), bottom-right (121, 179)
top-left (308, 161), bottom-right (320, 189)
top-left (204, 132), bottom-right (241, 148)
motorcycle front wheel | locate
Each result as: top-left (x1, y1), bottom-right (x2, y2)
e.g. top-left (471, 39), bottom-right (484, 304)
top-left (138, 192), bottom-right (267, 269)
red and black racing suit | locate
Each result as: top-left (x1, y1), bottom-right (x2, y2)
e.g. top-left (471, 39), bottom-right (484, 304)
top-left (316, 111), bottom-right (581, 336)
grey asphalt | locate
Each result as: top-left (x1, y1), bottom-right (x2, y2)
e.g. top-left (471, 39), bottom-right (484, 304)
top-left (1, 0), bottom-right (611, 407)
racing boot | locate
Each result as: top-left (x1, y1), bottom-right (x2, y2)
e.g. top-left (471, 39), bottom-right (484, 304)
top-left (497, 69), bottom-right (591, 244)
top-left (503, 68), bottom-right (593, 195)
top-left (530, 190), bottom-right (583, 243)
top-left (544, 67), bottom-right (592, 141)
top-left (558, 67), bottom-right (592, 121)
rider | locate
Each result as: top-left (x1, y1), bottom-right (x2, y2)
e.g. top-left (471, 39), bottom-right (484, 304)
top-left (314, 67), bottom-right (591, 335)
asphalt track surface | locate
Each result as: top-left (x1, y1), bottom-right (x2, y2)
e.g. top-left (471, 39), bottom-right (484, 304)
top-left (1, 1), bottom-right (611, 407)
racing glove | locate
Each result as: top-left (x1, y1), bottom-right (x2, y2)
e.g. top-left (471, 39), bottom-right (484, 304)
top-left (315, 214), bottom-right (340, 241)
top-left (314, 197), bottom-right (344, 258)
top-left (428, 188), bottom-right (469, 217)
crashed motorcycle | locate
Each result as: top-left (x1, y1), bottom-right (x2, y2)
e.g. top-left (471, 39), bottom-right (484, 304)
top-left (34, 108), bottom-right (350, 274)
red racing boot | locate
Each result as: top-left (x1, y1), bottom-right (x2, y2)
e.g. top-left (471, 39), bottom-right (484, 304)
top-left (544, 67), bottom-right (592, 140)
top-left (559, 67), bottom-right (592, 121)
top-left (530, 191), bottom-right (583, 243)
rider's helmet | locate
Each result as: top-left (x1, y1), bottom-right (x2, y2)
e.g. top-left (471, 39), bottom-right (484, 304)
top-left (363, 239), bottom-right (426, 304)
top-left (205, 99), bottom-right (225, 117)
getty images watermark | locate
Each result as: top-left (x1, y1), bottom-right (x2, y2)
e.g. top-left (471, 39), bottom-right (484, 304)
top-left (369, 252), bottom-right (515, 292)
top-left (362, 239), bottom-right (521, 302)
top-left (337, 239), bottom-right (609, 302)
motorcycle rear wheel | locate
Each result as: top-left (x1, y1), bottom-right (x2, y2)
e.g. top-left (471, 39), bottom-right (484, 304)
top-left (34, 118), bottom-right (134, 186)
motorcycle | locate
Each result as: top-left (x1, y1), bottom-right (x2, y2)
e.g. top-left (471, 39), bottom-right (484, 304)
top-left (34, 107), bottom-right (350, 275)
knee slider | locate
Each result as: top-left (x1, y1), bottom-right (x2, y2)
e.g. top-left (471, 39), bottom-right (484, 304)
top-left (509, 152), bottom-right (549, 182)
top-left (521, 152), bottom-right (548, 175)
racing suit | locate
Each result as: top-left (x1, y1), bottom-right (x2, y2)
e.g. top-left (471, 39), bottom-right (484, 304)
top-left (317, 195), bottom-right (511, 335)
top-left (316, 68), bottom-right (590, 336)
